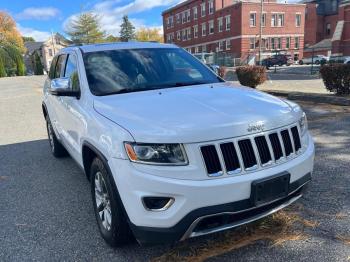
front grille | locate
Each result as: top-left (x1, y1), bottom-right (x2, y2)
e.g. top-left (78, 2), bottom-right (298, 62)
top-left (254, 136), bottom-right (272, 165)
top-left (238, 139), bottom-right (257, 169)
top-left (200, 145), bottom-right (222, 176)
top-left (200, 125), bottom-right (303, 176)
top-left (220, 142), bottom-right (240, 173)
top-left (269, 133), bottom-right (283, 161)
top-left (281, 130), bottom-right (293, 156)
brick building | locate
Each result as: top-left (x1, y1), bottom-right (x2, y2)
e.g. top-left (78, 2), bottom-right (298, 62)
top-left (303, 0), bottom-right (350, 58)
top-left (162, 0), bottom-right (305, 64)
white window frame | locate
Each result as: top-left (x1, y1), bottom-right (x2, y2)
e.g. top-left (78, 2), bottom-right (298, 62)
top-left (250, 37), bottom-right (256, 50)
top-left (194, 25), bottom-right (198, 38)
top-left (186, 9), bottom-right (191, 22)
top-left (286, 37), bottom-right (291, 49)
top-left (193, 6), bottom-right (198, 20)
top-left (226, 39), bottom-right (231, 50)
top-left (209, 0), bottom-right (214, 15)
top-left (218, 17), bottom-right (223, 32)
top-left (295, 37), bottom-right (300, 49)
top-left (261, 13), bottom-right (266, 27)
top-left (225, 15), bottom-right (231, 31)
top-left (209, 20), bottom-right (214, 35)
top-left (202, 23), bottom-right (206, 36)
top-left (250, 12), bottom-right (257, 27)
top-left (187, 27), bottom-right (191, 40)
top-left (195, 46), bottom-right (199, 54)
top-left (182, 12), bottom-right (186, 24)
top-left (176, 14), bottom-right (180, 24)
top-left (295, 13), bottom-right (301, 27)
top-left (218, 41), bottom-right (223, 51)
top-left (201, 3), bottom-right (206, 17)
top-left (177, 31), bottom-right (181, 40)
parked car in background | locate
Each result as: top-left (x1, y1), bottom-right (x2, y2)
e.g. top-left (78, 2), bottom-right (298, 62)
top-left (42, 42), bottom-right (314, 246)
top-left (299, 55), bottom-right (329, 65)
top-left (262, 54), bottom-right (294, 68)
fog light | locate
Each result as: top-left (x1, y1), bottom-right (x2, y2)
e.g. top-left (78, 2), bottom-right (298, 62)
top-left (142, 197), bottom-right (174, 211)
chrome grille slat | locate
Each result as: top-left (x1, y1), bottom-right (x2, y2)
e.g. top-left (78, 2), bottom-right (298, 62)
top-left (200, 125), bottom-right (303, 177)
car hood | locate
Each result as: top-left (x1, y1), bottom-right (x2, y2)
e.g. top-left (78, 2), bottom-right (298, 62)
top-left (93, 82), bottom-right (302, 143)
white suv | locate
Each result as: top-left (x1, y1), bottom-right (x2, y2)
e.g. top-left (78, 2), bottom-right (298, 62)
top-left (42, 42), bottom-right (315, 246)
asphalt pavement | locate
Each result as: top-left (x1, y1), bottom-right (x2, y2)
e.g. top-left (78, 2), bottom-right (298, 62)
top-left (0, 76), bottom-right (349, 261)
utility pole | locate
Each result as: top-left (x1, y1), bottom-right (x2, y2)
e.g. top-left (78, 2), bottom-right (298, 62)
top-left (258, 0), bottom-right (264, 65)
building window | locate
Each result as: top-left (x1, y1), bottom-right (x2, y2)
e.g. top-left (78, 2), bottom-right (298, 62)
top-left (296, 14), bottom-right (301, 27)
top-left (202, 45), bottom-right (207, 52)
top-left (201, 3), bottom-right (206, 17)
top-left (277, 38), bottom-right (282, 49)
top-left (209, 0), bottom-right (214, 15)
top-left (177, 31), bottom-right (181, 40)
top-left (218, 41), bottom-right (223, 51)
top-left (225, 15), bottom-right (231, 31)
top-left (193, 6), bottom-right (198, 20)
top-left (326, 23), bottom-right (331, 35)
top-left (261, 13), bottom-right (266, 27)
top-left (271, 38), bottom-right (276, 49)
top-left (194, 25), bottom-right (198, 38)
top-left (167, 16), bottom-right (174, 29)
top-left (195, 46), bottom-right (199, 54)
top-left (226, 40), bottom-right (231, 50)
top-left (218, 17), bottom-right (223, 32)
top-left (262, 38), bottom-right (269, 49)
top-left (250, 38), bottom-right (256, 50)
top-left (332, 0), bottom-right (337, 12)
top-left (202, 23), bottom-right (206, 36)
top-left (209, 20), bottom-right (214, 34)
top-left (271, 13), bottom-right (284, 27)
top-left (182, 29), bottom-right (186, 41)
top-left (182, 12), bottom-right (186, 24)
top-left (250, 13), bottom-right (256, 27)
top-left (176, 14), bottom-right (180, 24)
top-left (295, 37), bottom-right (300, 49)
top-left (48, 49), bottom-right (53, 57)
top-left (286, 37), bottom-right (291, 49)
top-left (187, 28), bottom-right (191, 40)
top-left (186, 10), bottom-right (191, 22)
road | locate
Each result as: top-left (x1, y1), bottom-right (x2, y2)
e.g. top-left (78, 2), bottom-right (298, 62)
top-left (0, 76), bottom-right (349, 261)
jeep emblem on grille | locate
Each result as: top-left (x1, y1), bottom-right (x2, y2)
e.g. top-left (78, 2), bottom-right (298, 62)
top-left (247, 122), bottom-right (265, 132)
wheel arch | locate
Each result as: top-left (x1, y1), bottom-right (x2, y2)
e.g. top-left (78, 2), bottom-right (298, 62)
top-left (82, 141), bottom-right (108, 181)
top-left (42, 103), bottom-right (48, 119)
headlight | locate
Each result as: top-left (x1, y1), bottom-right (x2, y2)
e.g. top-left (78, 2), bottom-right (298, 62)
top-left (124, 143), bottom-right (188, 165)
top-left (299, 112), bottom-right (308, 136)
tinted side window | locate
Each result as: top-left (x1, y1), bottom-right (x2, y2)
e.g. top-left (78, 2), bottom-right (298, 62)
top-left (64, 54), bottom-right (80, 91)
top-left (49, 56), bottom-right (58, 79)
top-left (54, 55), bottom-right (67, 79)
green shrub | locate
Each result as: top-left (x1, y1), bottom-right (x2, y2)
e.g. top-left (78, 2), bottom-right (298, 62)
top-left (33, 52), bottom-right (44, 75)
top-left (3, 44), bottom-right (26, 76)
top-left (0, 58), bottom-right (6, 77)
top-left (235, 66), bottom-right (267, 88)
top-left (319, 64), bottom-right (350, 95)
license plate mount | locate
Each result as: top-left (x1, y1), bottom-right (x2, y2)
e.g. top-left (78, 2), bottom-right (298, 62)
top-left (251, 173), bottom-right (290, 207)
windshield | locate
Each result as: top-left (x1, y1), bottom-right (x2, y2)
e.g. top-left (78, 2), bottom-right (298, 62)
top-left (83, 48), bottom-right (223, 96)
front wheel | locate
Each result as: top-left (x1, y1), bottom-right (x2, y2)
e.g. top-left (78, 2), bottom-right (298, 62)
top-left (91, 158), bottom-right (133, 247)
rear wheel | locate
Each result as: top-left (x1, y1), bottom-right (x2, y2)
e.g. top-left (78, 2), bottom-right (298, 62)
top-left (299, 60), bottom-right (304, 65)
top-left (46, 116), bottom-right (67, 157)
top-left (90, 158), bottom-right (133, 247)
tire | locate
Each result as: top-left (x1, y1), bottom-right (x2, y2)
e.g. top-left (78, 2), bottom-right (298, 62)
top-left (299, 60), bottom-right (304, 65)
top-left (315, 60), bottom-right (320, 65)
top-left (90, 158), bottom-right (133, 247)
top-left (46, 116), bottom-right (68, 158)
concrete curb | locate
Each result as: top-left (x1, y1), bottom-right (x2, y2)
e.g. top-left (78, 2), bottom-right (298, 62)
top-left (264, 90), bottom-right (350, 106)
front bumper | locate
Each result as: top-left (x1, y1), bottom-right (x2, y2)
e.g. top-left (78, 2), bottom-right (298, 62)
top-left (108, 135), bottom-right (314, 244)
top-left (130, 174), bottom-right (310, 245)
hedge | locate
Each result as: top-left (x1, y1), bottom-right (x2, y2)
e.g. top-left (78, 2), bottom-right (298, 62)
top-left (319, 64), bottom-right (350, 95)
top-left (235, 66), bottom-right (267, 88)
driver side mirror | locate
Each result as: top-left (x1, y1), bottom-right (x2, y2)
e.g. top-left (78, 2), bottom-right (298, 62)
top-left (49, 77), bottom-right (80, 98)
